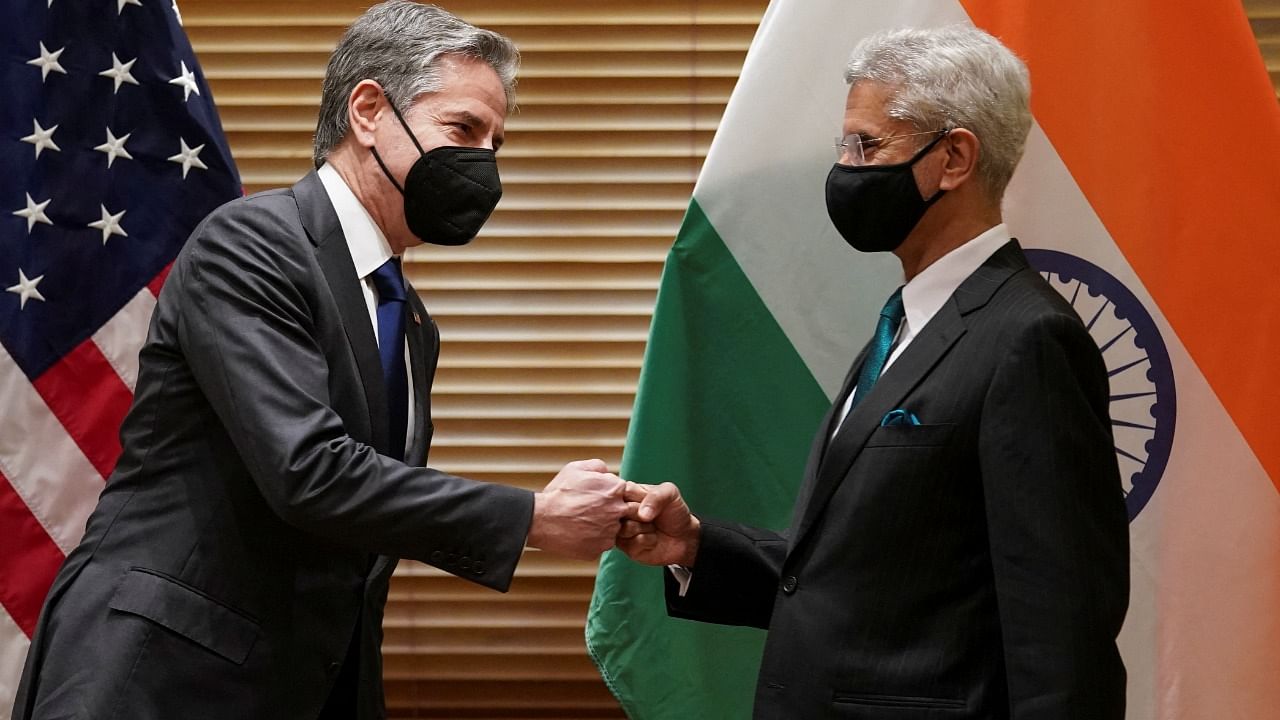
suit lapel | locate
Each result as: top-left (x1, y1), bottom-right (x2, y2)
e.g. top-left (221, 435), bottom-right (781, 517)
top-left (403, 290), bottom-right (438, 467)
top-left (789, 240), bottom-right (1029, 551)
top-left (791, 303), bottom-right (967, 547)
top-left (296, 171), bottom-right (391, 454)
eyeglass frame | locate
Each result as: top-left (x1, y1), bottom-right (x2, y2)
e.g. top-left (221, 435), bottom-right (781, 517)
top-left (834, 128), bottom-right (952, 165)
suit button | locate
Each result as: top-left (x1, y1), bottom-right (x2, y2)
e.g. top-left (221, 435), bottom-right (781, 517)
top-left (472, 561), bottom-right (485, 575)
top-left (326, 661), bottom-right (341, 675)
top-left (459, 556), bottom-right (472, 571)
top-left (429, 551), bottom-right (442, 563)
top-left (781, 576), bottom-right (798, 594)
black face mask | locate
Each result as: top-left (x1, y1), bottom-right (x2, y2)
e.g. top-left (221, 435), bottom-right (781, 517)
top-left (371, 95), bottom-right (502, 246)
top-left (825, 130), bottom-right (949, 253)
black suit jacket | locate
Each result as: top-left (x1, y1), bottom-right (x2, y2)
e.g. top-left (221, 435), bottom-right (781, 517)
top-left (667, 241), bottom-right (1129, 719)
top-left (13, 172), bottom-right (534, 720)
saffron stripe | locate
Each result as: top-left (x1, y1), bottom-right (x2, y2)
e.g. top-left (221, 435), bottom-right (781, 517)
top-left (31, 340), bottom-right (132, 480)
top-left (960, 0), bottom-right (1280, 491)
top-left (0, 469), bottom-right (65, 637)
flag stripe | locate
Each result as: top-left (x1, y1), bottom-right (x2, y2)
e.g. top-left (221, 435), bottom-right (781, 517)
top-left (959, 0), bottom-right (1280, 490)
top-left (0, 607), bottom-right (30, 713)
top-left (147, 261), bottom-right (174, 298)
top-left (588, 199), bottom-right (831, 719)
top-left (31, 340), bottom-right (132, 480)
top-left (694, 0), bottom-right (971, 398)
top-left (91, 287), bottom-right (158, 393)
top-left (0, 468), bottom-right (64, 638)
top-left (0, 346), bottom-right (101, 554)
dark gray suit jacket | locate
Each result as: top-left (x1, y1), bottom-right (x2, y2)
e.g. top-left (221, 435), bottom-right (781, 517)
top-left (667, 241), bottom-right (1129, 719)
top-left (13, 172), bottom-right (534, 720)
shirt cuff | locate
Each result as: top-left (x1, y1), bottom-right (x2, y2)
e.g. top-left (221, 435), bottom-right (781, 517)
top-left (667, 564), bottom-right (693, 597)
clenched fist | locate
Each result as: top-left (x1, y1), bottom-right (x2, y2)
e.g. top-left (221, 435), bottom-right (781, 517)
top-left (526, 459), bottom-right (628, 560)
top-left (617, 481), bottom-right (700, 567)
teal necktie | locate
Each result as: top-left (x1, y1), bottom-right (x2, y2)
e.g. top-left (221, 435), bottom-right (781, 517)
top-left (850, 287), bottom-right (904, 409)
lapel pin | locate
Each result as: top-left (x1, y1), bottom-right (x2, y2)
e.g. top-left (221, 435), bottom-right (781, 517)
top-left (411, 310), bottom-right (422, 326)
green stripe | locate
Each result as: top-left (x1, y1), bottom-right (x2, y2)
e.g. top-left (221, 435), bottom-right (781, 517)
top-left (586, 198), bottom-right (831, 719)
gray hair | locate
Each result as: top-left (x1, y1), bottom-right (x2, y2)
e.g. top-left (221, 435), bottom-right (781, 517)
top-left (313, 0), bottom-right (519, 168)
top-left (844, 24), bottom-right (1031, 200)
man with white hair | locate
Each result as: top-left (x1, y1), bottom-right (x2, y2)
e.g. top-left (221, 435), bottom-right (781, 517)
top-left (619, 24), bottom-right (1129, 719)
top-left (13, 3), bottom-right (629, 719)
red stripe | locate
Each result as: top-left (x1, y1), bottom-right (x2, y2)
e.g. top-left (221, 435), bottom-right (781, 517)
top-left (147, 261), bottom-right (174, 297)
top-left (32, 340), bottom-right (133, 479)
top-left (0, 470), bottom-right (65, 637)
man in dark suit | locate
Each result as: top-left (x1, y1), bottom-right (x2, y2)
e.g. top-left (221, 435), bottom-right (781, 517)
top-left (617, 25), bottom-right (1130, 719)
top-left (13, 3), bottom-right (629, 719)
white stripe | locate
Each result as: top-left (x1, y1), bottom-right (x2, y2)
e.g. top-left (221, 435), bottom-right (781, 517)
top-left (0, 346), bottom-right (103, 554)
top-left (0, 608), bottom-right (30, 720)
top-left (694, 0), bottom-right (972, 398)
top-left (90, 287), bottom-right (156, 392)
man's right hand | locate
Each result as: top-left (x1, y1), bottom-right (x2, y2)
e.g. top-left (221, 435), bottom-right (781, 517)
top-left (526, 460), bottom-right (628, 560)
top-left (617, 481), bottom-right (700, 567)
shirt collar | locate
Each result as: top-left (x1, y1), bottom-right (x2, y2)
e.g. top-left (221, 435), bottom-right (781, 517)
top-left (900, 223), bottom-right (1012, 336)
top-left (316, 163), bottom-right (395, 279)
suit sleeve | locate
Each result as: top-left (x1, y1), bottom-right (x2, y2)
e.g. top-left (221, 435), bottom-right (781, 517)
top-left (979, 310), bottom-right (1129, 719)
top-left (663, 519), bottom-right (788, 629)
top-left (174, 203), bottom-right (533, 592)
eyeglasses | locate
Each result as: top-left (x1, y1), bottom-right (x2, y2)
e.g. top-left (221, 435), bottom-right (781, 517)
top-left (834, 129), bottom-right (950, 165)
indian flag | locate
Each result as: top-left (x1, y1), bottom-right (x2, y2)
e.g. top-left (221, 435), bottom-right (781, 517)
top-left (585, 1), bottom-right (1280, 718)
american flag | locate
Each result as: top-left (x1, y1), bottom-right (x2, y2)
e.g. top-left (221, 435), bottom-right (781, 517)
top-left (0, 0), bottom-right (239, 708)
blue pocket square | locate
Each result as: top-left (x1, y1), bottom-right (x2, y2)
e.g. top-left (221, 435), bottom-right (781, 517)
top-left (880, 409), bottom-right (921, 426)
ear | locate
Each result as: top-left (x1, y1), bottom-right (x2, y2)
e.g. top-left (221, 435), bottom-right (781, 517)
top-left (937, 127), bottom-right (980, 191)
top-left (347, 79), bottom-right (385, 149)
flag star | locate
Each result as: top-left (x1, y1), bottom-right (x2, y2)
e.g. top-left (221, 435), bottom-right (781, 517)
top-left (99, 53), bottom-right (140, 93)
top-left (172, 0), bottom-right (183, 25)
top-left (27, 42), bottom-right (67, 82)
top-left (21, 119), bottom-right (61, 158)
top-left (88, 204), bottom-right (129, 245)
top-left (94, 129), bottom-right (134, 168)
top-left (13, 194), bottom-right (54, 233)
top-left (117, 0), bottom-right (142, 13)
top-left (168, 60), bottom-right (200, 102)
top-left (6, 269), bottom-right (46, 310)
top-left (167, 138), bottom-right (208, 178)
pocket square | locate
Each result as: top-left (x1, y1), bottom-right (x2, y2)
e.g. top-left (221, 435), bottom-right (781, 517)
top-left (880, 408), bottom-right (920, 427)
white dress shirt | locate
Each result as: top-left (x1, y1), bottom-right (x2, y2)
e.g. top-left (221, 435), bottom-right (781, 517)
top-left (831, 223), bottom-right (1012, 436)
top-left (317, 163), bottom-right (416, 457)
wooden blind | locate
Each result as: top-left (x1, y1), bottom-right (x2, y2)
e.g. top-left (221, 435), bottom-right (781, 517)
top-left (182, 2), bottom-right (1274, 717)
top-left (1247, 0), bottom-right (1280, 100)
top-left (181, 1), bottom-right (766, 717)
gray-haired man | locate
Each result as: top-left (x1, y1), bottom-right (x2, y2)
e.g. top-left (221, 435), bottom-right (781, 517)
top-left (13, 3), bottom-right (626, 719)
top-left (619, 24), bottom-right (1129, 719)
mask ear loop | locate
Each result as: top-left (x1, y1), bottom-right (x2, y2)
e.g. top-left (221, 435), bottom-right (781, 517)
top-left (369, 87), bottom-right (431, 195)
top-left (370, 147), bottom-right (405, 194)
top-left (915, 128), bottom-right (954, 204)
top-left (382, 89), bottom-right (430, 156)
top-left (908, 128), bottom-right (952, 164)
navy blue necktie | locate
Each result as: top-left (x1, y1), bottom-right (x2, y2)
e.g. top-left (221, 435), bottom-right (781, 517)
top-left (849, 287), bottom-right (904, 409)
top-left (369, 258), bottom-right (408, 461)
